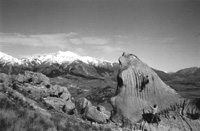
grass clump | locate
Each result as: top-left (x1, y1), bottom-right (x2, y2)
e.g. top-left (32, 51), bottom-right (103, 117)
top-left (0, 93), bottom-right (114, 131)
top-left (0, 96), bottom-right (55, 131)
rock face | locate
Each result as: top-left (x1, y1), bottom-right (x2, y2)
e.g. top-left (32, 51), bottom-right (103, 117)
top-left (110, 53), bottom-right (200, 128)
top-left (75, 97), bottom-right (92, 114)
top-left (15, 71), bottom-right (50, 85)
top-left (14, 71), bottom-right (75, 114)
top-left (84, 106), bottom-right (109, 123)
top-left (75, 97), bottom-right (110, 123)
top-left (44, 97), bottom-right (74, 114)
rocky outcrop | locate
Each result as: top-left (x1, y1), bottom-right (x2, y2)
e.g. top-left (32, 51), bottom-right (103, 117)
top-left (15, 71), bottom-right (50, 85)
top-left (84, 106), bottom-right (109, 123)
top-left (96, 105), bottom-right (111, 120)
top-left (1, 83), bottom-right (51, 117)
top-left (75, 97), bottom-right (92, 114)
top-left (75, 97), bottom-right (110, 123)
top-left (48, 84), bottom-right (71, 101)
top-left (14, 71), bottom-right (75, 114)
top-left (110, 52), bottom-right (200, 130)
top-left (18, 83), bottom-right (75, 114)
top-left (44, 97), bottom-right (74, 114)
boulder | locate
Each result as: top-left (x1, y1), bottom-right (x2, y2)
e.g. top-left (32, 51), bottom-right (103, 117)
top-left (84, 106), bottom-right (109, 123)
top-left (97, 105), bottom-right (111, 119)
top-left (15, 71), bottom-right (50, 85)
top-left (44, 97), bottom-right (75, 114)
top-left (74, 98), bottom-right (110, 123)
top-left (49, 85), bottom-right (71, 101)
top-left (110, 52), bottom-right (200, 128)
top-left (75, 97), bottom-right (92, 114)
top-left (63, 100), bottom-right (76, 114)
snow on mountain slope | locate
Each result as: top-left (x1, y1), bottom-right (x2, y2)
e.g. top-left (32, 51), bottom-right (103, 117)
top-left (0, 51), bottom-right (114, 67)
top-left (27, 51), bottom-right (113, 66)
top-left (0, 52), bottom-right (21, 65)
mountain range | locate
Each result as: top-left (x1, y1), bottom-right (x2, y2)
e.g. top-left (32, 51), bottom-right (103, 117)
top-left (0, 51), bottom-right (119, 79)
top-left (0, 51), bottom-right (199, 85)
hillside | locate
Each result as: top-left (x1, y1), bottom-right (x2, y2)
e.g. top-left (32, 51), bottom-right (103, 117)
top-left (166, 67), bottom-right (200, 92)
top-left (0, 71), bottom-right (118, 131)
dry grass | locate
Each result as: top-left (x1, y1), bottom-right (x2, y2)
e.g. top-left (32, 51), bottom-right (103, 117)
top-left (0, 94), bottom-right (113, 131)
top-left (0, 97), bottom-right (55, 131)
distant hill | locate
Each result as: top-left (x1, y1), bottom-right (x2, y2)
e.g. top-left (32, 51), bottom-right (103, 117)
top-left (173, 67), bottom-right (199, 77)
top-left (152, 68), bottom-right (173, 81)
top-left (166, 67), bottom-right (200, 90)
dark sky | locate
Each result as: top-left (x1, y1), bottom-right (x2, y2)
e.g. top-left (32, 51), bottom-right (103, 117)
top-left (0, 0), bottom-right (200, 72)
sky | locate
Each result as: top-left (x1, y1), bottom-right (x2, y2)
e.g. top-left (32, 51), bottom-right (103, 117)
top-left (0, 0), bottom-right (200, 72)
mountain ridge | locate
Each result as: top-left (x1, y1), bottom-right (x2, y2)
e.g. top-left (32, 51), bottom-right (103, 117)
top-left (0, 51), bottom-right (118, 79)
top-left (0, 51), bottom-right (114, 66)
top-left (1, 51), bottom-right (199, 83)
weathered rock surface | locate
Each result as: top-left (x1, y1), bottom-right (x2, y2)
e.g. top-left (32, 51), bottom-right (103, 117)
top-left (110, 52), bottom-right (200, 130)
top-left (44, 97), bottom-right (75, 114)
top-left (15, 71), bottom-right (50, 85)
top-left (84, 106), bottom-right (109, 123)
top-left (49, 84), bottom-right (71, 101)
top-left (14, 71), bottom-right (75, 114)
top-left (75, 97), bottom-right (110, 123)
top-left (97, 105), bottom-right (111, 119)
top-left (21, 83), bottom-right (74, 113)
top-left (75, 97), bottom-right (92, 114)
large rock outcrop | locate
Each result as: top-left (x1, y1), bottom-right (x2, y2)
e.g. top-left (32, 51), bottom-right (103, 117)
top-left (14, 71), bottom-right (75, 114)
top-left (110, 53), bottom-right (200, 129)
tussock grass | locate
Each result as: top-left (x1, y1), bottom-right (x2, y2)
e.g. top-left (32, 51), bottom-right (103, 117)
top-left (0, 94), bottom-right (113, 131)
top-left (0, 97), bottom-right (55, 131)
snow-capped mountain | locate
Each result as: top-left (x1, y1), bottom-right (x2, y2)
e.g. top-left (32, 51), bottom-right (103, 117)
top-left (28, 51), bottom-right (113, 66)
top-left (0, 51), bottom-right (113, 66)
top-left (0, 52), bottom-right (21, 65)
top-left (0, 51), bottom-right (187, 81)
top-left (0, 51), bottom-right (118, 78)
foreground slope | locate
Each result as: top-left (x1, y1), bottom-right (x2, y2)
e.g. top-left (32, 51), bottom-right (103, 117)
top-left (0, 72), bottom-right (116, 131)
